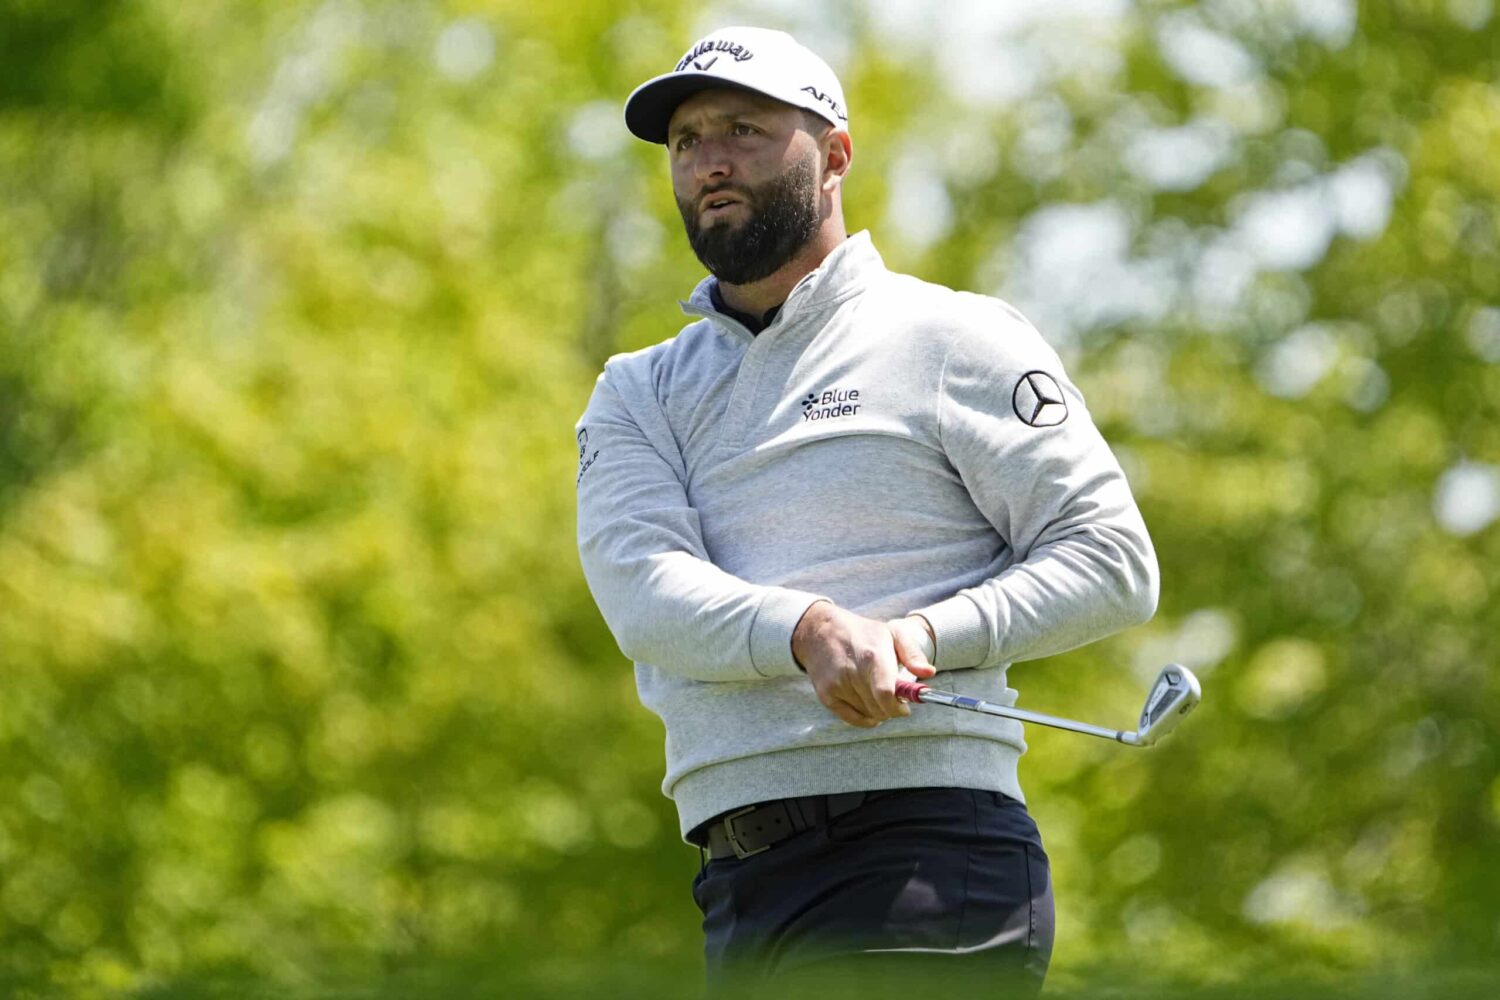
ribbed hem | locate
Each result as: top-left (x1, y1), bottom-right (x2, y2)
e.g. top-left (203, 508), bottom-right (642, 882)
top-left (912, 593), bottom-right (989, 669)
top-left (748, 590), bottom-right (827, 678)
top-left (670, 735), bottom-right (1024, 839)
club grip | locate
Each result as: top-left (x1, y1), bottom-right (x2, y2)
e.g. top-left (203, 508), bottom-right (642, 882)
top-left (895, 680), bottom-right (929, 702)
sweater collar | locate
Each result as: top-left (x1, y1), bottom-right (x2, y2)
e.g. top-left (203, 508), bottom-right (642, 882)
top-left (680, 231), bottom-right (885, 339)
top-left (709, 283), bottom-right (780, 334)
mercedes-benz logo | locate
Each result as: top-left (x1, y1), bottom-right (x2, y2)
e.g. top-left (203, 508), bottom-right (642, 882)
top-left (1012, 371), bottom-right (1068, 427)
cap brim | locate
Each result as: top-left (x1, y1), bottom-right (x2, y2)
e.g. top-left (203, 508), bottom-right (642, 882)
top-left (623, 73), bottom-right (769, 144)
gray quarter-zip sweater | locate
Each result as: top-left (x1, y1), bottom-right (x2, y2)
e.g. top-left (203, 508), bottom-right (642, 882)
top-left (575, 232), bottom-right (1158, 839)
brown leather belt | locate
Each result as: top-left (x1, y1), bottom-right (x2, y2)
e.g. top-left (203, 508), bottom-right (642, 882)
top-left (695, 790), bottom-right (901, 861)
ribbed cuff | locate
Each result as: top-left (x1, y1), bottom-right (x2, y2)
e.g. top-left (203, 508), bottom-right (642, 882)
top-left (911, 594), bottom-right (989, 669)
top-left (749, 590), bottom-right (828, 678)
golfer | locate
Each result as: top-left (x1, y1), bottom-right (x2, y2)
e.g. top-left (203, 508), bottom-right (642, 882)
top-left (575, 26), bottom-right (1158, 995)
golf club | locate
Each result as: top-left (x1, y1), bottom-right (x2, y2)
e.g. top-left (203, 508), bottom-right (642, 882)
top-left (895, 664), bottom-right (1201, 747)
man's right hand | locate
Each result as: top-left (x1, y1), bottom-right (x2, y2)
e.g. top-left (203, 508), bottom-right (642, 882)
top-left (791, 601), bottom-right (937, 728)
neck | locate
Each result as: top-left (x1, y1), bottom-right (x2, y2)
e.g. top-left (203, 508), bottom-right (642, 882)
top-left (715, 221), bottom-right (847, 318)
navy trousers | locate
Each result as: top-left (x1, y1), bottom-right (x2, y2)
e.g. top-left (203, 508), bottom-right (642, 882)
top-left (691, 787), bottom-right (1054, 998)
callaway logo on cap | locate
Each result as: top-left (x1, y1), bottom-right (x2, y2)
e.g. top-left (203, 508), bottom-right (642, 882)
top-left (624, 26), bottom-right (849, 144)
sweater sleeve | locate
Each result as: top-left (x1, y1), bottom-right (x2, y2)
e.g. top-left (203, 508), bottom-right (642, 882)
top-left (910, 307), bottom-right (1159, 670)
top-left (574, 361), bottom-right (825, 682)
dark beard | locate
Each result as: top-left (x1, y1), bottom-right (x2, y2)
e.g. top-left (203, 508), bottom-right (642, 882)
top-left (676, 155), bottom-right (822, 285)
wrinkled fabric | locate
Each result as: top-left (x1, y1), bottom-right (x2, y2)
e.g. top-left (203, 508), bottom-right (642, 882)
top-left (694, 788), bottom-right (1054, 998)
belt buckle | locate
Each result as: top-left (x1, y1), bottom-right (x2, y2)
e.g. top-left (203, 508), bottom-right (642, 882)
top-left (721, 805), bottom-right (769, 859)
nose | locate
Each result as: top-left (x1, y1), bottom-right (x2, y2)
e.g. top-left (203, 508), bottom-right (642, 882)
top-left (692, 136), bottom-right (734, 184)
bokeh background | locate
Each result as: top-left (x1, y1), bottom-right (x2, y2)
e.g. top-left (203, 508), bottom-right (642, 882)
top-left (2, 0), bottom-right (1497, 996)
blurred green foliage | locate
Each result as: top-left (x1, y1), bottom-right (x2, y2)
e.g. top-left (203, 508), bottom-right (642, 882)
top-left (0, 0), bottom-right (1496, 996)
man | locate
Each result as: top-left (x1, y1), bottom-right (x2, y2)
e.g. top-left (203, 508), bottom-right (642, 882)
top-left (574, 25), bottom-right (1158, 996)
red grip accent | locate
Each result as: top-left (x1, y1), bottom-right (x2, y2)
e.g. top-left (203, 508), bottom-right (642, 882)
top-left (895, 680), bottom-right (929, 702)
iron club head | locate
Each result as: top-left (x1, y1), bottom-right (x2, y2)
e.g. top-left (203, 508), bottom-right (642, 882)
top-left (1130, 664), bottom-right (1202, 747)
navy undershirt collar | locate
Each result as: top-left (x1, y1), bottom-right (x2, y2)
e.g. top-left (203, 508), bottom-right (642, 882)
top-left (710, 282), bottom-right (781, 335)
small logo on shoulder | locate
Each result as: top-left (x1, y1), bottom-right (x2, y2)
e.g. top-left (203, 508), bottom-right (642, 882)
top-left (576, 428), bottom-right (600, 483)
top-left (801, 385), bottom-right (861, 421)
top-left (1012, 371), bottom-right (1067, 427)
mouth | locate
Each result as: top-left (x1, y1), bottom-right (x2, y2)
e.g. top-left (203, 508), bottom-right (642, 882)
top-left (700, 192), bottom-right (744, 216)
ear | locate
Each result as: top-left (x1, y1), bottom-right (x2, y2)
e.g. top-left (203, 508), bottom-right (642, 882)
top-left (821, 129), bottom-right (852, 192)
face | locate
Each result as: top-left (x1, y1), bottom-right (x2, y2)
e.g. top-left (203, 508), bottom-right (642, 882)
top-left (667, 89), bottom-right (829, 285)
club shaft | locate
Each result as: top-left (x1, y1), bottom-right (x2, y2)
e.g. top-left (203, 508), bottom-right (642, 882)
top-left (912, 688), bottom-right (1139, 745)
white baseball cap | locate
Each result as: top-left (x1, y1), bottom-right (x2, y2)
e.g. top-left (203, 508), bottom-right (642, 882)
top-left (624, 26), bottom-right (848, 144)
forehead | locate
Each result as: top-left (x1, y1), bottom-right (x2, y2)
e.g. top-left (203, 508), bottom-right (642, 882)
top-left (667, 87), bottom-right (797, 134)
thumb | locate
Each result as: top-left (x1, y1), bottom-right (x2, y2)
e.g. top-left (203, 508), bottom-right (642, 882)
top-left (890, 619), bottom-right (937, 678)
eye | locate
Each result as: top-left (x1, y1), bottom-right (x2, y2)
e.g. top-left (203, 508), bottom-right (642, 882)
top-left (730, 122), bottom-right (757, 136)
top-left (673, 134), bottom-right (697, 151)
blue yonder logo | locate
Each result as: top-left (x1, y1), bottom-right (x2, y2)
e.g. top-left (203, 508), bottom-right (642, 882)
top-left (802, 386), bottom-right (862, 421)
